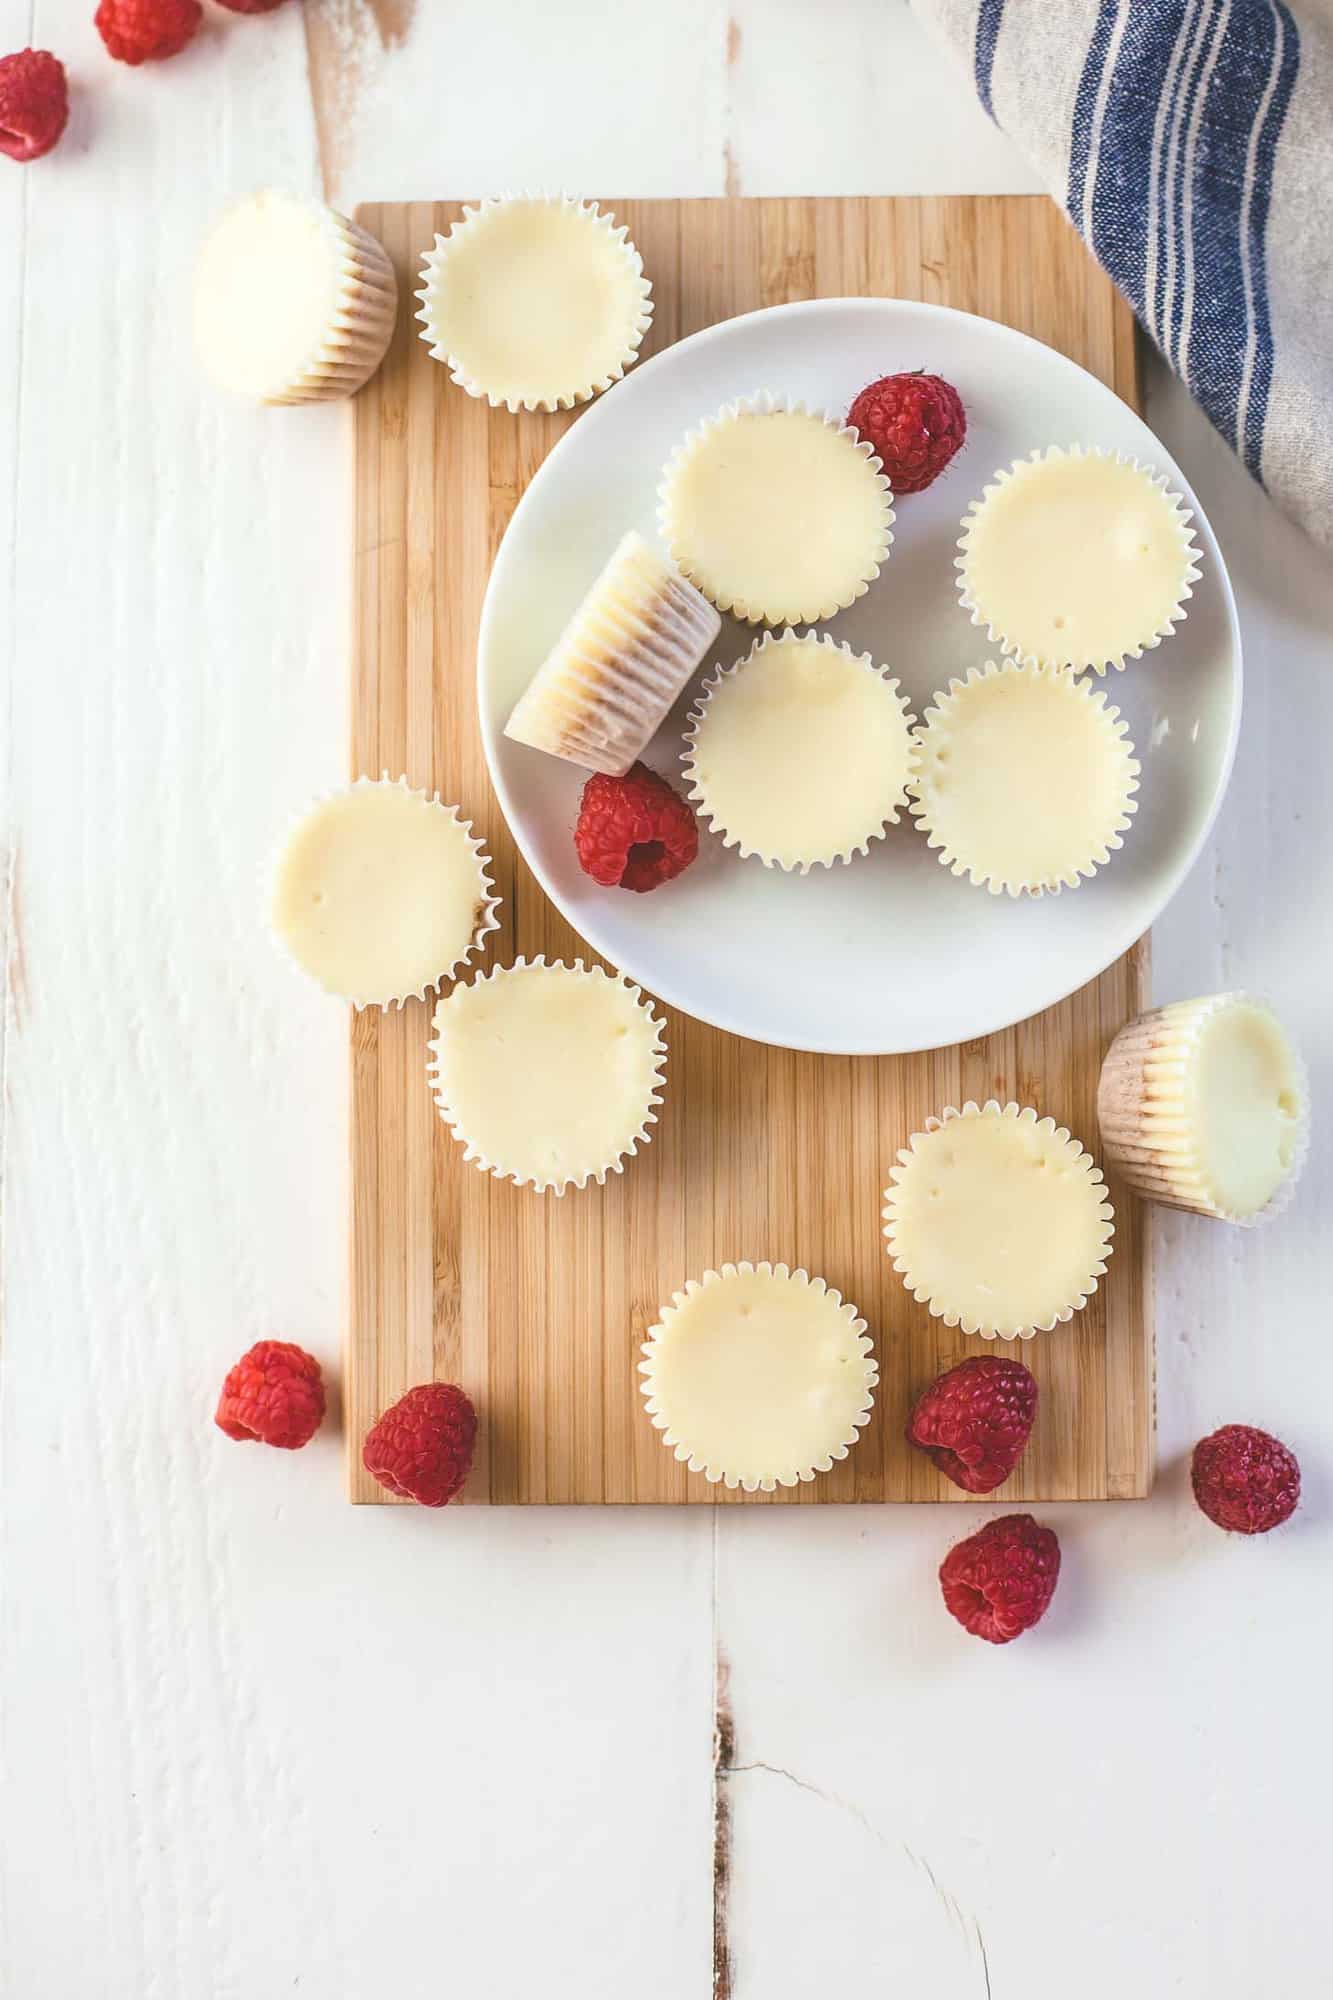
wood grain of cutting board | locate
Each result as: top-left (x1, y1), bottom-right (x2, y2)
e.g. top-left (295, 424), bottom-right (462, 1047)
top-left (347, 195), bottom-right (1154, 1505)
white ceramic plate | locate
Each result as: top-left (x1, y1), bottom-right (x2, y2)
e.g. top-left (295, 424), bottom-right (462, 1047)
top-left (478, 298), bottom-right (1241, 1054)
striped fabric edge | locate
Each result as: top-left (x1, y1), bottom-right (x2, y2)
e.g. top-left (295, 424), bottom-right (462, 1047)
top-left (1066, 0), bottom-right (1301, 481)
top-left (973, 0), bottom-right (1007, 118)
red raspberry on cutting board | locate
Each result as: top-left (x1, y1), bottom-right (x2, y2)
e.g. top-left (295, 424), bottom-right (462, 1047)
top-left (0, 50), bottom-right (69, 162)
top-left (1191, 1424), bottom-right (1300, 1534)
top-left (574, 761), bottom-right (698, 892)
top-left (939, 1512), bottom-right (1061, 1644)
top-left (95, 0), bottom-right (202, 64)
top-left (363, 1383), bottom-right (478, 1507)
top-left (846, 371), bottom-right (966, 495)
top-left (215, 1339), bottom-right (325, 1450)
top-left (906, 1355), bottom-right (1037, 1493)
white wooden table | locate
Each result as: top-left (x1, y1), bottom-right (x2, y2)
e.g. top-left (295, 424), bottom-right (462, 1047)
top-left (2, 4), bottom-right (1329, 1995)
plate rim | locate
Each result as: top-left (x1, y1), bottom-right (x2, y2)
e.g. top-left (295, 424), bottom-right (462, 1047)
top-left (477, 295), bottom-right (1244, 1055)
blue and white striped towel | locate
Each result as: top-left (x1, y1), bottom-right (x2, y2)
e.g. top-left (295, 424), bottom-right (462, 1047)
top-left (913, 0), bottom-right (1331, 546)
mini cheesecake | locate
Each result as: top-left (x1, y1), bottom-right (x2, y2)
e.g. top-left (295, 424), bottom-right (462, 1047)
top-left (658, 395), bottom-right (894, 625)
top-left (505, 532), bottom-right (720, 774)
top-left (682, 629), bottom-right (917, 870)
top-left (194, 191), bottom-right (398, 405)
top-left (638, 1262), bottom-right (878, 1491)
top-left (884, 1100), bottom-right (1114, 1340)
top-left (909, 659), bottom-right (1139, 896)
top-left (271, 778), bottom-right (497, 1007)
top-left (1098, 994), bottom-right (1308, 1224)
top-left (956, 445), bottom-right (1199, 673)
top-left (416, 194), bottom-right (652, 411)
top-left (428, 958), bottom-right (666, 1194)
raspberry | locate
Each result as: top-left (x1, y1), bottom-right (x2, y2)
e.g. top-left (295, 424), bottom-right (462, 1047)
top-left (1191, 1424), bottom-right (1300, 1535)
top-left (846, 371), bottom-right (966, 496)
top-left (95, 0), bottom-right (202, 64)
top-left (0, 50), bottom-right (69, 161)
top-left (363, 1383), bottom-right (477, 1507)
top-left (906, 1355), bottom-right (1037, 1494)
top-left (215, 1339), bottom-right (325, 1450)
top-left (939, 1513), bottom-right (1060, 1644)
top-left (574, 761), bottom-right (698, 893)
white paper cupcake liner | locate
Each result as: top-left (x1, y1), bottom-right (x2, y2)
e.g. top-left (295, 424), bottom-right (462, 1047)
top-left (657, 392), bottom-right (894, 625)
top-left (427, 956), bottom-right (667, 1195)
top-left (883, 1101), bottom-right (1115, 1340)
top-left (1097, 993), bottom-right (1311, 1226)
top-left (275, 210), bottom-right (399, 405)
top-left (638, 1261), bottom-right (879, 1492)
top-left (269, 774), bottom-right (500, 1008)
top-left (504, 531), bottom-right (721, 774)
top-left (415, 193), bottom-right (653, 412)
top-left (681, 628), bottom-right (918, 871)
top-left (955, 445), bottom-right (1201, 674)
top-left (907, 659), bottom-right (1140, 897)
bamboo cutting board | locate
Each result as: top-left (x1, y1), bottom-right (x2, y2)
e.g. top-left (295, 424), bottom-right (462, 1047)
top-left (348, 196), bottom-right (1153, 1505)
